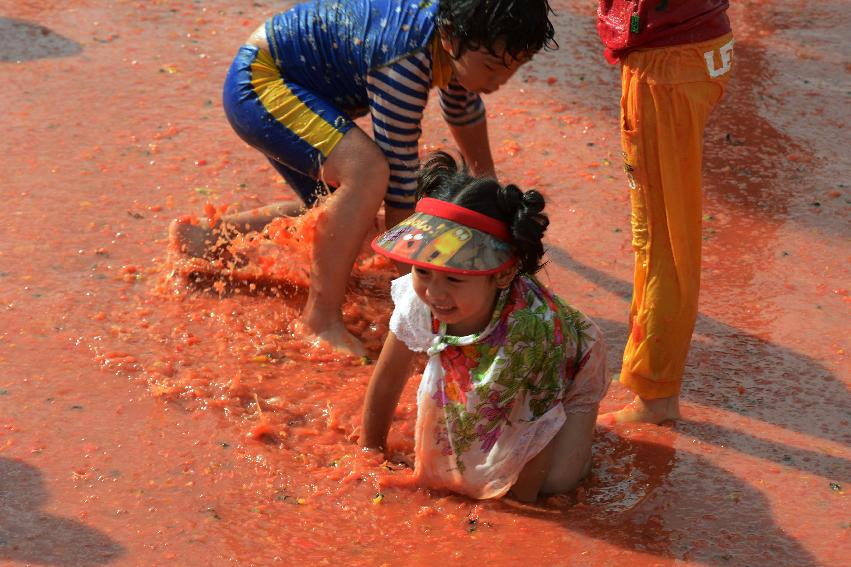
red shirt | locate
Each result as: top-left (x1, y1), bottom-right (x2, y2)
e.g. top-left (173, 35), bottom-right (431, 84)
top-left (597, 0), bottom-right (730, 63)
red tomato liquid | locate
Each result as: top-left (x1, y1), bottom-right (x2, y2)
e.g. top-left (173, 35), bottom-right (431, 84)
top-left (0, 1), bottom-right (848, 565)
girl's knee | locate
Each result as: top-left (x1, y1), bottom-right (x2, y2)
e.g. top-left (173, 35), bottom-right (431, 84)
top-left (539, 410), bottom-right (597, 494)
top-left (541, 453), bottom-right (591, 495)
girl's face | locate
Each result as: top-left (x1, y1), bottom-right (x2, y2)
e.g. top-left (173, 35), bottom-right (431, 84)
top-left (411, 266), bottom-right (514, 336)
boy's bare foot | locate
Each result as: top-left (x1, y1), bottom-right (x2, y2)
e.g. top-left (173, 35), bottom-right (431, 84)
top-left (168, 216), bottom-right (216, 258)
top-left (597, 394), bottom-right (680, 425)
top-left (295, 319), bottom-right (367, 358)
top-left (315, 325), bottom-right (367, 358)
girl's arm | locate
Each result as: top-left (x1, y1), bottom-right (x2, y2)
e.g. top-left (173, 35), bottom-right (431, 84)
top-left (360, 331), bottom-right (416, 451)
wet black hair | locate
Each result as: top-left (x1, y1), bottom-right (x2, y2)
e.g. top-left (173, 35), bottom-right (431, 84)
top-left (437, 0), bottom-right (557, 63)
top-left (416, 151), bottom-right (549, 275)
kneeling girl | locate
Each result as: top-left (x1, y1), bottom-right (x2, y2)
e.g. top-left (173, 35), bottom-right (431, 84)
top-left (360, 152), bottom-right (610, 501)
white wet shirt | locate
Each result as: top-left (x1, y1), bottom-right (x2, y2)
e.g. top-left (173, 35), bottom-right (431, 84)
top-left (389, 273), bottom-right (608, 499)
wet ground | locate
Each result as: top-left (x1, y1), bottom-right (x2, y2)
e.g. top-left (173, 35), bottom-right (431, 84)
top-left (1, 1), bottom-right (849, 565)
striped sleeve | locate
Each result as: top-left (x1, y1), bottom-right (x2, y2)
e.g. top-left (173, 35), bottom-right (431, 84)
top-left (366, 50), bottom-right (431, 209)
top-left (438, 78), bottom-right (485, 127)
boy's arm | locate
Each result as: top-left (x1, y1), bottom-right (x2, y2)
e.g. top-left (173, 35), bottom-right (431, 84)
top-left (447, 117), bottom-right (497, 179)
top-left (360, 331), bottom-right (416, 451)
top-left (439, 81), bottom-right (497, 179)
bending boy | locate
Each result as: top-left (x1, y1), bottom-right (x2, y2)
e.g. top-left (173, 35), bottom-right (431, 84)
top-left (171, 0), bottom-right (556, 356)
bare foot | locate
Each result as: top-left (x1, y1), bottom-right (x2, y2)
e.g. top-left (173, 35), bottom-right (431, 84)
top-left (597, 394), bottom-right (680, 426)
top-left (168, 216), bottom-right (215, 258)
top-left (313, 322), bottom-right (367, 358)
top-left (295, 318), bottom-right (367, 358)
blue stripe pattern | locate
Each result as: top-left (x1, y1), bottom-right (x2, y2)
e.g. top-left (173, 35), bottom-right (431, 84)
top-left (368, 49), bottom-right (484, 207)
top-left (439, 78), bottom-right (485, 127)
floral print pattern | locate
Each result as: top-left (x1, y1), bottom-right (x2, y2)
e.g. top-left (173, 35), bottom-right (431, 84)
top-left (389, 272), bottom-right (608, 498)
top-left (424, 276), bottom-right (592, 473)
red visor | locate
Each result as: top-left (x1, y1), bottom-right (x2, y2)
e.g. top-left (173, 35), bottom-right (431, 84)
top-left (371, 198), bottom-right (516, 275)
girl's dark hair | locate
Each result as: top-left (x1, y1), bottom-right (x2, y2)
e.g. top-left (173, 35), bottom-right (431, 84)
top-left (437, 0), bottom-right (557, 62)
top-left (416, 151), bottom-right (549, 275)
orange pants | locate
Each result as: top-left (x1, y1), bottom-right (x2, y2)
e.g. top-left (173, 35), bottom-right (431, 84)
top-left (619, 33), bottom-right (733, 399)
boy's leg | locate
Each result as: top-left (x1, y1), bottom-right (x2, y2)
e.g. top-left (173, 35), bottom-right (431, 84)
top-left (190, 129), bottom-right (389, 357)
top-left (302, 127), bottom-right (389, 356)
top-left (174, 43), bottom-right (390, 355)
top-left (171, 45), bottom-right (329, 257)
top-left (170, 160), bottom-right (326, 258)
top-left (264, 156), bottom-right (326, 209)
top-left (604, 35), bottom-right (732, 424)
top-left (169, 200), bottom-right (303, 259)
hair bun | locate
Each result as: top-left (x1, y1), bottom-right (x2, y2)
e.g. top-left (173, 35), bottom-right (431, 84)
top-left (520, 189), bottom-right (545, 215)
top-left (496, 184), bottom-right (523, 214)
top-left (497, 185), bottom-right (548, 274)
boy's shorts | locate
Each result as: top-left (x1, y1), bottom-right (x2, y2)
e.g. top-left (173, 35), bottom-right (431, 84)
top-left (222, 45), bottom-right (357, 205)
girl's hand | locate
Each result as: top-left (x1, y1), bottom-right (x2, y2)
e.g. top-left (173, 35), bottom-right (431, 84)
top-left (360, 332), bottom-right (415, 454)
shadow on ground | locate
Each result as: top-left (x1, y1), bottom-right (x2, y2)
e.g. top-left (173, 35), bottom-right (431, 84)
top-left (0, 457), bottom-right (124, 566)
top-left (0, 18), bottom-right (82, 62)
top-left (549, 246), bottom-right (851, 468)
top-left (502, 429), bottom-right (821, 565)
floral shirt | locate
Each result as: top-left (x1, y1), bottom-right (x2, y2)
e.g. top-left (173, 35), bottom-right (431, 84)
top-left (389, 273), bottom-right (609, 499)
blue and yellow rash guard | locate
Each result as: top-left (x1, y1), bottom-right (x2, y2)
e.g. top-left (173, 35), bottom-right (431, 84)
top-left (223, 0), bottom-right (485, 208)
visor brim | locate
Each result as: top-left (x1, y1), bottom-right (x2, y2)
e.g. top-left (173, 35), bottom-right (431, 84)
top-left (371, 211), bottom-right (516, 275)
